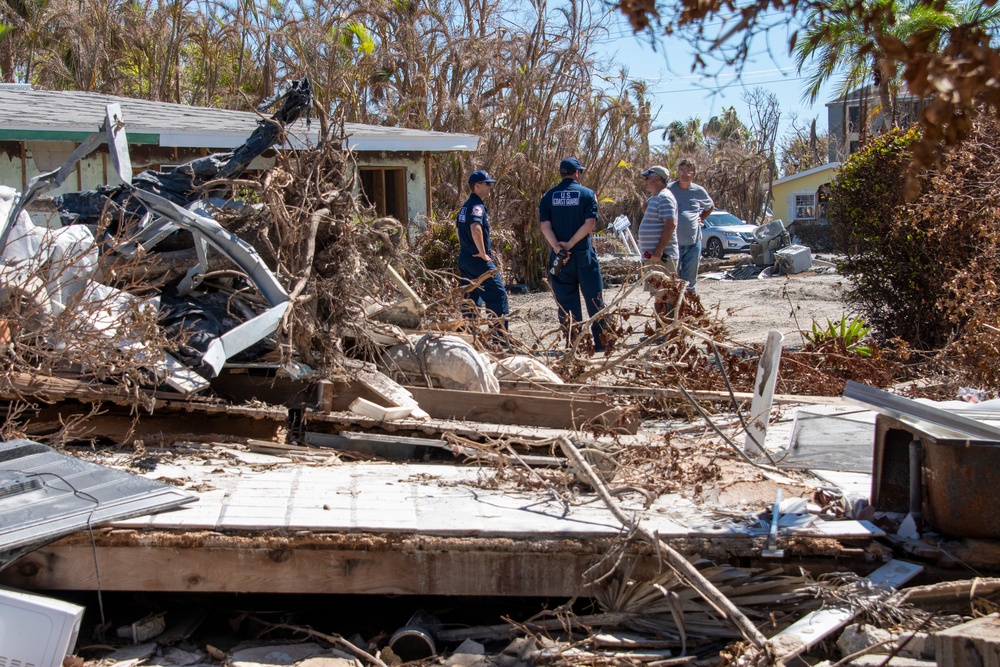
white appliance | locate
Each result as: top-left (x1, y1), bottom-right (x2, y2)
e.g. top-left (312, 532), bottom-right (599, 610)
top-left (0, 587), bottom-right (85, 667)
top-left (775, 244), bottom-right (814, 274)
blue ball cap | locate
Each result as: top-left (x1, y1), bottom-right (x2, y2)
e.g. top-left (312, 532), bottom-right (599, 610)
top-left (559, 157), bottom-right (586, 172)
top-left (469, 169), bottom-right (497, 185)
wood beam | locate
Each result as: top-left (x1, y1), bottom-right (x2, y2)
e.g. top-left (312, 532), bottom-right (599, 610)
top-left (424, 152), bottom-right (432, 217)
top-left (498, 380), bottom-right (843, 406)
top-left (0, 531), bottom-right (873, 596)
top-left (22, 407), bottom-right (284, 443)
top-left (321, 380), bottom-right (637, 433)
top-left (0, 533), bottom-right (639, 596)
top-left (405, 386), bottom-right (638, 434)
top-left (3, 544), bottom-right (598, 596)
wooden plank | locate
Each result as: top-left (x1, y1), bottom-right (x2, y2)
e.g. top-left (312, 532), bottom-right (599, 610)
top-left (209, 368), bottom-right (320, 408)
top-left (498, 380), bottom-right (843, 406)
top-left (0, 540), bottom-right (643, 597)
top-left (22, 403), bottom-right (285, 444)
top-left (303, 406), bottom-right (583, 443)
top-left (404, 386), bottom-right (639, 434)
top-left (0, 371), bottom-right (200, 404)
top-left (304, 431), bottom-right (561, 466)
top-left (319, 380), bottom-right (637, 433)
top-left (902, 578), bottom-right (1000, 610)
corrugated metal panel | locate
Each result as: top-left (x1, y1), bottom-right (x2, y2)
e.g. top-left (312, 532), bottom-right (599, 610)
top-left (0, 439), bottom-right (196, 568)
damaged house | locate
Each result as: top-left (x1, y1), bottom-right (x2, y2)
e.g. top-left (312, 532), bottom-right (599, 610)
top-left (0, 84), bottom-right (478, 231)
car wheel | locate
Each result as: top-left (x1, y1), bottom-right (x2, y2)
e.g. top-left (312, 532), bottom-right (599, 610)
top-left (705, 237), bottom-right (724, 259)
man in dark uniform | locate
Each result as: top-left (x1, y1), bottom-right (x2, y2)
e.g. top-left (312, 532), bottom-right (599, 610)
top-left (457, 169), bottom-right (509, 331)
top-left (539, 157), bottom-right (607, 352)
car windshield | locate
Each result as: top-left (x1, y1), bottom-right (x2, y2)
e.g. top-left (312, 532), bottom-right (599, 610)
top-left (704, 212), bottom-right (745, 228)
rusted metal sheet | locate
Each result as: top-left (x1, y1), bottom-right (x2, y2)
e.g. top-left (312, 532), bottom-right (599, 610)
top-left (873, 414), bottom-right (1000, 539)
top-left (871, 416), bottom-right (916, 513)
top-left (922, 434), bottom-right (1000, 539)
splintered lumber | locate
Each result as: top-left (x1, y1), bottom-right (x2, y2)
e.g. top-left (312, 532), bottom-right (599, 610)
top-left (352, 367), bottom-right (429, 419)
top-left (304, 431), bottom-right (560, 466)
top-left (529, 647), bottom-right (673, 663)
top-left (321, 380), bottom-right (636, 432)
top-left (744, 330), bottom-right (783, 455)
top-left (901, 578), bottom-right (1000, 611)
top-left (312, 403), bottom-right (590, 442)
top-left (384, 264), bottom-right (426, 315)
top-left (768, 559), bottom-right (924, 660)
top-left (557, 436), bottom-right (768, 649)
top-left (436, 613), bottom-right (636, 643)
top-left (405, 386), bottom-right (638, 433)
top-left (0, 370), bottom-right (195, 405)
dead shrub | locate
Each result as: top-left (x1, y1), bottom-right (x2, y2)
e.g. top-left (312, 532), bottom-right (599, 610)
top-left (829, 115), bottom-right (1000, 389)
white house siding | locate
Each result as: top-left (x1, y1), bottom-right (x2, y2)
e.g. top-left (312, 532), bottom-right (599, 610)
top-left (0, 144), bottom-right (21, 192)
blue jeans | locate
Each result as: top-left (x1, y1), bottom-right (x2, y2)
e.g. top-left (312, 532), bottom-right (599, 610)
top-left (549, 248), bottom-right (606, 349)
top-left (678, 241), bottom-right (701, 293)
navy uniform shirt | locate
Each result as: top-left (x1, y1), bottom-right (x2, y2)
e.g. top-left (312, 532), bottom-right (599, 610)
top-left (538, 179), bottom-right (599, 251)
top-left (456, 192), bottom-right (491, 260)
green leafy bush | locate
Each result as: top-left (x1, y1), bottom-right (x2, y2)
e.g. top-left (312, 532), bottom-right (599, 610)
top-left (804, 315), bottom-right (872, 357)
top-left (828, 127), bottom-right (926, 344)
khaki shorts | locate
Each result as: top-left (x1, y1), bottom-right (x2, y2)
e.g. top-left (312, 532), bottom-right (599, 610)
top-left (641, 257), bottom-right (678, 293)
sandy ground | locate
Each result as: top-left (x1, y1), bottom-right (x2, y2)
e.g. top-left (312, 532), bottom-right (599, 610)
top-left (507, 254), bottom-right (853, 349)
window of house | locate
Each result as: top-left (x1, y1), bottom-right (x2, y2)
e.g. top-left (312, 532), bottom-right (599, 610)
top-left (848, 106), bottom-right (861, 133)
top-left (794, 193), bottom-right (816, 221)
top-left (899, 101), bottom-right (920, 128)
top-left (849, 140), bottom-right (860, 154)
top-left (359, 168), bottom-right (408, 222)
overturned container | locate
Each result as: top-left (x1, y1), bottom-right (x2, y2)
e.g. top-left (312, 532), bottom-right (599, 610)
top-left (775, 245), bottom-right (813, 274)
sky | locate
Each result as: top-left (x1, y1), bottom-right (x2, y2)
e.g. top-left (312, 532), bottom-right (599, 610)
top-left (596, 12), bottom-right (841, 150)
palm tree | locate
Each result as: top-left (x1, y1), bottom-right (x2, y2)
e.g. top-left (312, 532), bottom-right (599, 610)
top-left (792, 0), bottom-right (981, 131)
top-left (663, 116), bottom-right (702, 150)
top-left (0, 0), bottom-right (71, 83)
top-left (702, 106), bottom-right (747, 148)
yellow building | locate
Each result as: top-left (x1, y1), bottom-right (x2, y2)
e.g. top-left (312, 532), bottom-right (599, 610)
top-left (771, 162), bottom-right (840, 227)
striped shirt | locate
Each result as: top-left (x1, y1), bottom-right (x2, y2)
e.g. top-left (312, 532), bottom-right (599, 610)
top-left (637, 188), bottom-right (678, 259)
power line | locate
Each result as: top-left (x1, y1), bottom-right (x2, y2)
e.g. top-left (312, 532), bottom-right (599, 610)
top-left (618, 65), bottom-right (799, 84)
top-left (640, 73), bottom-right (812, 95)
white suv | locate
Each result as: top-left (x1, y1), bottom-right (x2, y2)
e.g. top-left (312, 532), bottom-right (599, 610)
top-left (701, 210), bottom-right (756, 258)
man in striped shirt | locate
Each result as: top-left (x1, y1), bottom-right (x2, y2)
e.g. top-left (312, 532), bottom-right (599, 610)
top-left (637, 165), bottom-right (678, 274)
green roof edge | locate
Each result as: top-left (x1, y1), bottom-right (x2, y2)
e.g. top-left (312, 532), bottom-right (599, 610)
top-left (0, 129), bottom-right (160, 144)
